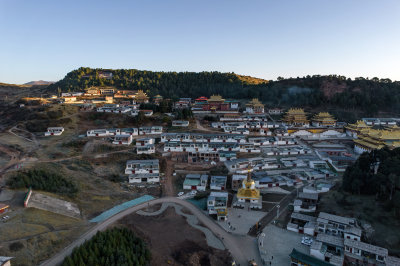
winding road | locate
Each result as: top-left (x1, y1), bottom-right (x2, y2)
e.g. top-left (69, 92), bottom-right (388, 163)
top-left (40, 197), bottom-right (261, 266)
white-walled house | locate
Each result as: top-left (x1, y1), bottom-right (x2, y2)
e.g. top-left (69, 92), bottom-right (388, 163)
top-left (113, 134), bottom-right (133, 145)
top-left (125, 159), bottom-right (160, 184)
top-left (183, 174), bottom-right (208, 191)
top-left (136, 145), bottom-right (155, 154)
top-left (172, 120), bottom-right (190, 127)
top-left (210, 176), bottom-right (227, 190)
top-left (45, 127), bottom-right (64, 136)
top-left (125, 159), bottom-right (159, 175)
top-left (136, 138), bottom-right (154, 147)
top-left (87, 128), bottom-right (111, 137)
top-left (207, 192), bottom-right (228, 221)
top-left (139, 126), bottom-right (163, 135)
top-left (128, 173), bottom-right (159, 184)
top-left (121, 128), bottom-right (139, 136)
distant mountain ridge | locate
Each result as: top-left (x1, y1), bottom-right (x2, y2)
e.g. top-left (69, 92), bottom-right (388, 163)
top-left (24, 80), bottom-right (54, 86)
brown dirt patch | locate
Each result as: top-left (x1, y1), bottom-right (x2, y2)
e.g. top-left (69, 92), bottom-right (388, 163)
top-left (117, 207), bottom-right (232, 266)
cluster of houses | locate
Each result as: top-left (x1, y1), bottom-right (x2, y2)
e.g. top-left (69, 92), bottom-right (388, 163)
top-left (161, 132), bottom-right (310, 163)
top-left (224, 156), bottom-right (336, 193)
top-left (86, 126), bottom-right (162, 153)
top-left (288, 211), bottom-right (400, 266)
top-left (180, 173), bottom-right (229, 221)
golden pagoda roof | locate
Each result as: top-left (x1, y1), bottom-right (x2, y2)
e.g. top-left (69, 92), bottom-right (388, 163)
top-left (237, 187), bottom-right (260, 199)
top-left (283, 108), bottom-right (309, 123)
top-left (208, 94), bottom-right (225, 102)
top-left (347, 120), bottom-right (369, 129)
top-left (354, 127), bottom-right (400, 151)
top-left (236, 166), bottom-right (261, 200)
top-left (286, 108), bottom-right (306, 114)
top-left (246, 98), bottom-right (264, 107)
top-left (135, 90), bottom-right (149, 99)
top-left (154, 94), bottom-right (163, 98)
top-left (312, 112), bottom-right (336, 121)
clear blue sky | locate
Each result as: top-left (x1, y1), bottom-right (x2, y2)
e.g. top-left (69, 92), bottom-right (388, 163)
top-left (1, 0), bottom-right (399, 84)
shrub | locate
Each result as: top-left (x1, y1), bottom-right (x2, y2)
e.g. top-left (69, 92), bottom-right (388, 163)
top-left (9, 241), bottom-right (24, 252)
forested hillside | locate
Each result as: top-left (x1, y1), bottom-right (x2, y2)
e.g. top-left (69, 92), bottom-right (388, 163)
top-left (342, 147), bottom-right (400, 216)
top-left (48, 68), bottom-right (400, 118)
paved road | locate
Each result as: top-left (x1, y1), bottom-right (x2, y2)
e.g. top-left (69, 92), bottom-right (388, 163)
top-left (40, 197), bottom-right (260, 266)
top-left (248, 188), bottom-right (298, 236)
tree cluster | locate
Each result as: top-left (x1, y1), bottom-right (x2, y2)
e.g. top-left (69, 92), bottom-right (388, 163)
top-left (7, 169), bottom-right (78, 197)
top-left (62, 227), bottom-right (151, 266)
top-left (174, 108), bottom-right (193, 120)
top-left (342, 148), bottom-right (400, 215)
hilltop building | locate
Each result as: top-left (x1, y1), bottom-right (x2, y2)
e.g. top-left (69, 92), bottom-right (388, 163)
top-left (192, 95), bottom-right (238, 113)
top-left (245, 98), bottom-right (264, 114)
top-left (345, 120), bottom-right (370, 138)
top-left (283, 108), bottom-right (309, 127)
top-left (353, 127), bottom-right (400, 154)
top-left (134, 90), bottom-right (149, 103)
top-left (312, 112), bottom-right (337, 127)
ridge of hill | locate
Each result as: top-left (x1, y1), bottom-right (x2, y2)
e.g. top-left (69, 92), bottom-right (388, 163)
top-left (24, 80), bottom-right (54, 86)
top-left (45, 67), bottom-right (400, 120)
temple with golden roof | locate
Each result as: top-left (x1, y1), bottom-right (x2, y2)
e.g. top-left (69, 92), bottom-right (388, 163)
top-left (233, 166), bottom-right (262, 210)
top-left (311, 112), bottom-right (337, 127)
top-left (283, 108), bottom-right (309, 127)
top-left (134, 90), bottom-right (149, 104)
top-left (345, 120), bottom-right (371, 138)
top-left (353, 127), bottom-right (400, 154)
top-left (245, 98), bottom-right (265, 114)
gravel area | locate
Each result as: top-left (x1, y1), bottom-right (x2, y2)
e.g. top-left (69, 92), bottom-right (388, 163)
top-left (259, 224), bottom-right (310, 265)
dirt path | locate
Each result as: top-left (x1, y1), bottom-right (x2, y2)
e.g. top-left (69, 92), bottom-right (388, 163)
top-left (8, 125), bottom-right (39, 146)
top-left (0, 145), bottom-right (21, 182)
top-left (163, 159), bottom-right (175, 197)
top-left (40, 197), bottom-right (261, 266)
top-left (195, 119), bottom-right (221, 133)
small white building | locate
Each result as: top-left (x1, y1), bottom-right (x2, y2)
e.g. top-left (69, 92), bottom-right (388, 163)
top-left (0, 256), bottom-right (13, 266)
top-left (172, 120), bottom-right (190, 127)
top-left (210, 176), bottom-right (227, 190)
top-left (207, 191), bottom-right (228, 221)
top-left (125, 159), bottom-right (159, 175)
top-left (183, 174), bottom-right (208, 191)
top-left (87, 128), bottom-right (110, 137)
top-left (121, 128), bottom-right (139, 136)
top-left (137, 144), bottom-right (155, 154)
top-left (139, 126), bottom-right (163, 135)
top-left (113, 134), bottom-right (133, 145)
top-left (136, 138), bottom-right (154, 146)
top-left (45, 127), bottom-right (64, 136)
top-left (128, 173), bottom-right (159, 184)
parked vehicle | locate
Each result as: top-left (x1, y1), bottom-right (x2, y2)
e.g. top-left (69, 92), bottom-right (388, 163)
top-left (177, 192), bottom-right (184, 197)
top-left (301, 236), bottom-right (313, 246)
